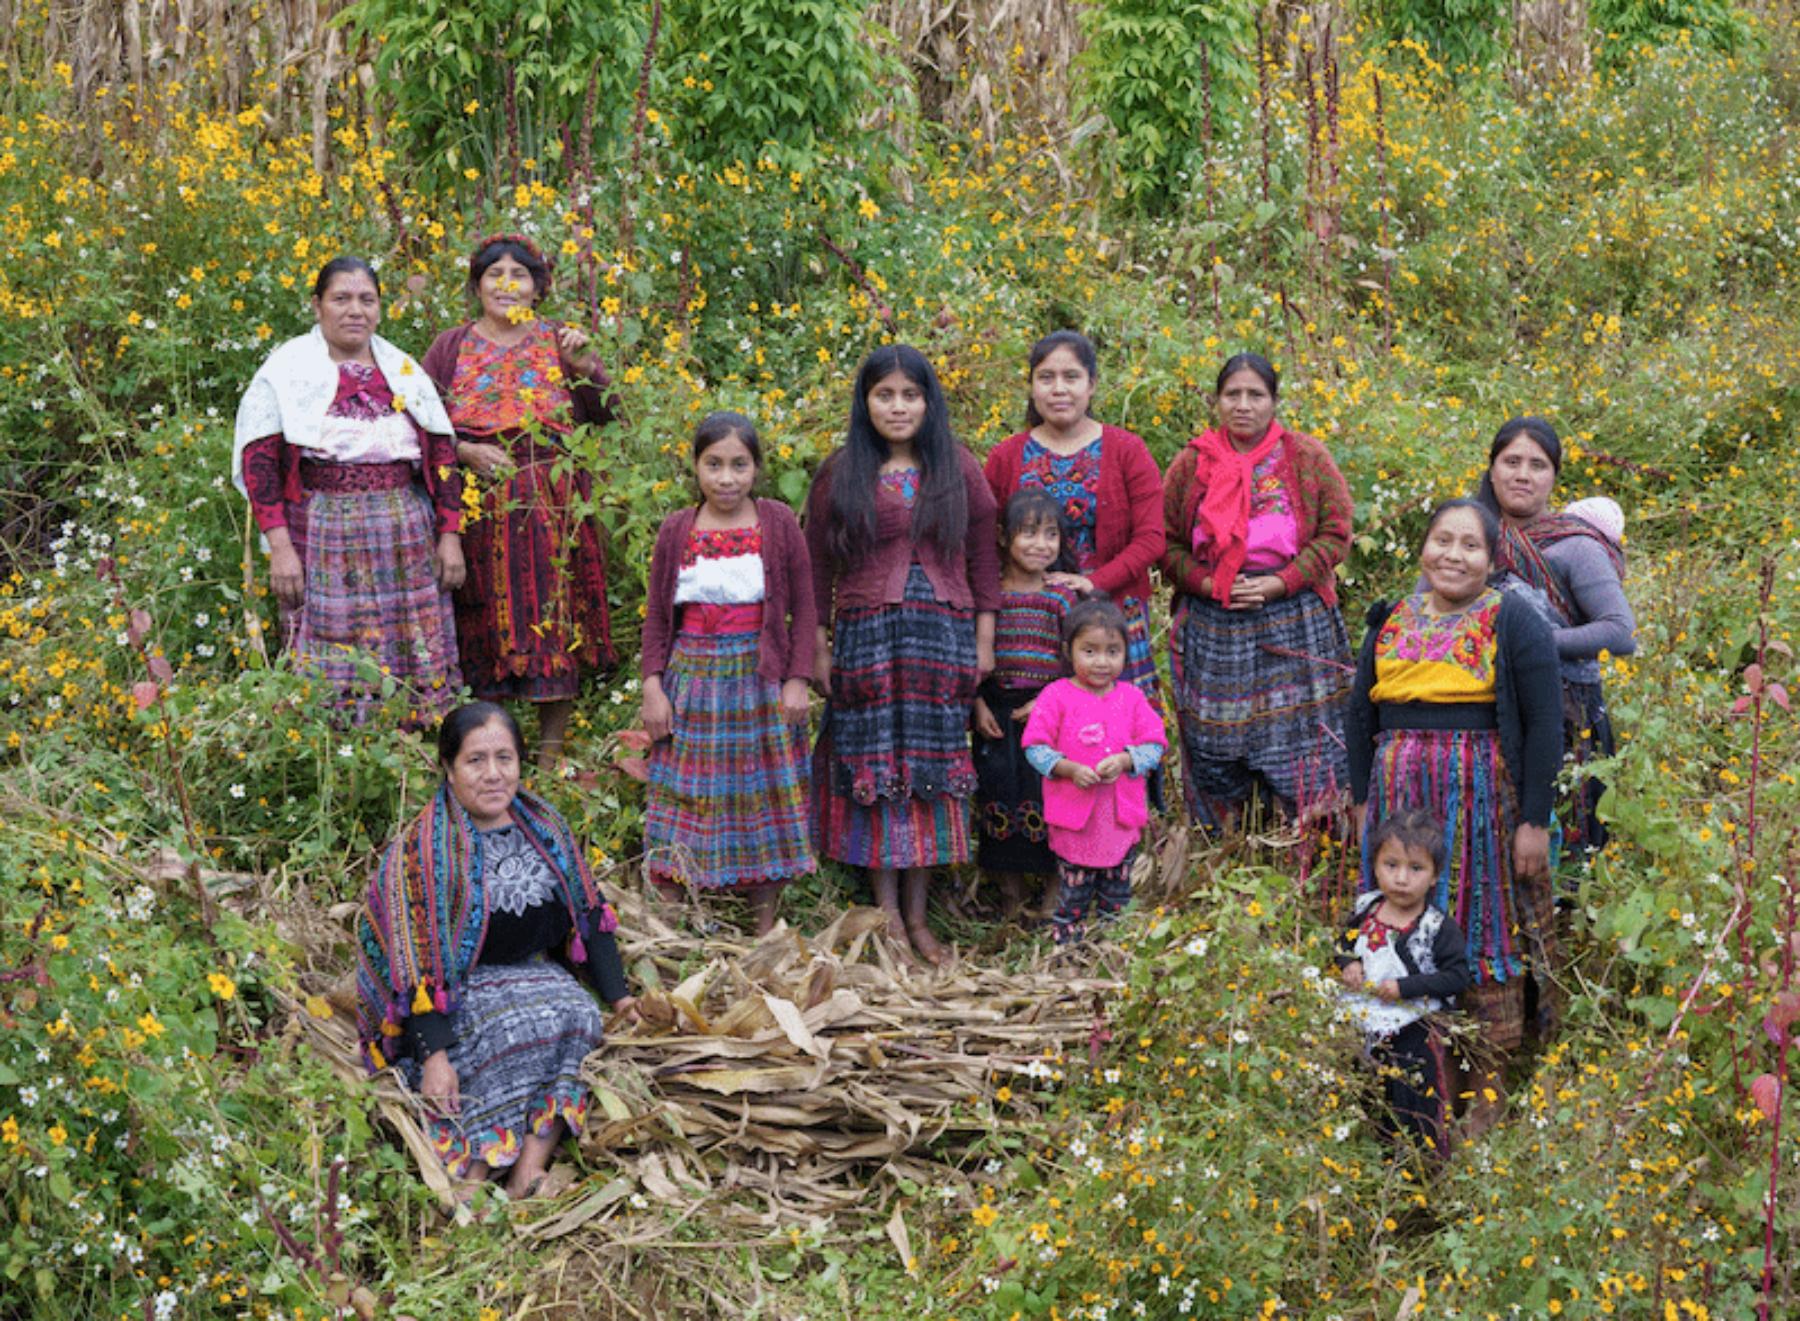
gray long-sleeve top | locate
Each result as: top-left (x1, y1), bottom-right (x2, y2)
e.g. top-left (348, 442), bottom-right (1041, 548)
top-left (1535, 534), bottom-right (1636, 684)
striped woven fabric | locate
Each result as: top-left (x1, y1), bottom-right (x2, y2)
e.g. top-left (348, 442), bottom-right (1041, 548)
top-left (1171, 589), bottom-right (1350, 824)
top-left (406, 960), bottom-right (602, 1178)
top-left (644, 625), bottom-right (815, 891)
top-left (283, 479), bottom-right (461, 725)
top-left (814, 565), bottom-right (977, 868)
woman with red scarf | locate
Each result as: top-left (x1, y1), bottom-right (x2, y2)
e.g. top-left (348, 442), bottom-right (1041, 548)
top-left (1476, 416), bottom-right (1635, 856)
top-left (1160, 353), bottom-right (1355, 830)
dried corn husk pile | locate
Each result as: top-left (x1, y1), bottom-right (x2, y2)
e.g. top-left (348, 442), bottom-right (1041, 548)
top-left (286, 879), bottom-right (1122, 1232)
top-left (579, 893), bottom-right (1122, 1228)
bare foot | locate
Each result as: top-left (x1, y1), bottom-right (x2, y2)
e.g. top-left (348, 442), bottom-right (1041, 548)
top-left (750, 888), bottom-right (779, 937)
top-left (907, 922), bottom-right (949, 966)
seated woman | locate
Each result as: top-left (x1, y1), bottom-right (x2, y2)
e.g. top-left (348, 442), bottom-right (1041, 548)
top-left (355, 702), bottom-right (637, 1202)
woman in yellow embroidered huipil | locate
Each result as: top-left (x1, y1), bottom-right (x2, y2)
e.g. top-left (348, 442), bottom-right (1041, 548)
top-left (1346, 499), bottom-right (1563, 1136)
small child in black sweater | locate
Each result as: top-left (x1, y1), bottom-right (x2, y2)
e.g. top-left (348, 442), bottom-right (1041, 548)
top-left (1336, 808), bottom-right (1472, 1160)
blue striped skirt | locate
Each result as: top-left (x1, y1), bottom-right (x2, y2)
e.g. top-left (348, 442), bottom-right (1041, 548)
top-left (814, 565), bottom-right (976, 868)
top-left (645, 626), bottom-right (815, 890)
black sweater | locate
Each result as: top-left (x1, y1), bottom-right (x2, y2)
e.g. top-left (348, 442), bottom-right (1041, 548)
top-left (1333, 892), bottom-right (1472, 1003)
top-left (1347, 592), bottom-right (1564, 826)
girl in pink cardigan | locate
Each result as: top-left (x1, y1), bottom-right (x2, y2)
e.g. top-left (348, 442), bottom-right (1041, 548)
top-left (1022, 597), bottom-right (1167, 944)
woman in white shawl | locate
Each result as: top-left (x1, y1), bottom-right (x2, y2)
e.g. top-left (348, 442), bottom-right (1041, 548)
top-left (234, 256), bottom-right (466, 723)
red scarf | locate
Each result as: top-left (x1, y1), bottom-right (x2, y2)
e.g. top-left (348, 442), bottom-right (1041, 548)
top-left (1187, 421), bottom-right (1286, 605)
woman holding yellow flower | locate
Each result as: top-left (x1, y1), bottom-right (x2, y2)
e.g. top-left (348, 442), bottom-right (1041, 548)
top-left (423, 235), bottom-right (617, 767)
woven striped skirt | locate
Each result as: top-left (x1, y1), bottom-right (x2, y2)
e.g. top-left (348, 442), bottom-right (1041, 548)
top-left (454, 433), bottom-right (614, 703)
top-left (1360, 726), bottom-right (1560, 1052)
top-left (1118, 593), bottom-right (1161, 700)
top-left (972, 681), bottom-right (1056, 875)
top-left (814, 566), bottom-right (976, 869)
top-left (1170, 590), bottom-right (1350, 826)
top-left (645, 624), bottom-right (815, 891)
top-left (282, 476), bottom-right (461, 725)
top-left (399, 958), bottom-right (603, 1180)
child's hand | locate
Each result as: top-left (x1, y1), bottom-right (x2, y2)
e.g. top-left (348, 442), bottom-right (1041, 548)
top-left (1339, 960), bottom-right (1364, 989)
top-left (641, 681), bottom-right (673, 742)
top-left (779, 677), bottom-right (811, 726)
top-left (1060, 760), bottom-right (1101, 789)
top-left (1011, 698), bottom-right (1036, 723)
top-left (973, 697), bottom-right (1003, 740)
top-left (1094, 752), bottom-right (1131, 782)
top-left (1374, 979), bottom-right (1401, 1002)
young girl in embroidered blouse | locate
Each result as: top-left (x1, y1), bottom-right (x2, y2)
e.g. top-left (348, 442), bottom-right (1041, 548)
top-left (1022, 597), bottom-right (1167, 944)
top-left (641, 412), bottom-right (817, 935)
top-left (1335, 808), bottom-right (1470, 1161)
top-left (973, 490), bottom-right (1079, 920)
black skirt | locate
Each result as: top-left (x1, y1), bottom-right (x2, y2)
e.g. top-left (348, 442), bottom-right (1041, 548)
top-left (972, 680), bottom-right (1057, 875)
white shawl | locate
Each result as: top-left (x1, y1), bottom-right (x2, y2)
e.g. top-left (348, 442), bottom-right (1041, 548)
top-left (230, 326), bottom-right (454, 495)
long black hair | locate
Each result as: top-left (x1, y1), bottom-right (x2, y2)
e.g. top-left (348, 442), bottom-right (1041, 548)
top-left (1023, 330), bottom-right (1099, 429)
top-left (1475, 416), bottom-right (1561, 514)
top-left (1001, 488), bottom-right (1077, 574)
top-left (822, 344), bottom-right (967, 566)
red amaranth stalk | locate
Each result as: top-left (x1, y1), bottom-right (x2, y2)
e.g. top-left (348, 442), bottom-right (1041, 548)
top-left (1200, 42), bottom-right (1220, 321)
top-left (1736, 560), bottom-right (1776, 1011)
top-left (620, 0), bottom-right (663, 260)
top-left (1758, 852), bottom-right (1795, 1319)
top-left (501, 60), bottom-right (521, 187)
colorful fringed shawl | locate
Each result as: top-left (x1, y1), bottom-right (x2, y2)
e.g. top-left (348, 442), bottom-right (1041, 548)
top-left (354, 785), bottom-right (618, 1071)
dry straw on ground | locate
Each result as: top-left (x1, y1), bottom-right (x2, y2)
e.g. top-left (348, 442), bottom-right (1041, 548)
top-left (294, 879), bottom-right (1122, 1237)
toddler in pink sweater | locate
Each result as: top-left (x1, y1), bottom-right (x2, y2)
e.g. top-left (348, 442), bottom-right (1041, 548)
top-left (1022, 597), bottom-right (1167, 943)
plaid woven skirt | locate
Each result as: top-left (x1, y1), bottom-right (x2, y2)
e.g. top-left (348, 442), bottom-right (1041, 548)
top-left (1360, 727), bottom-right (1562, 1052)
top-left (455, 434), bottom-right (614, 703)
top-left (814, 566), bottom-right (976, 869)
top-left (645, 626), bottom-right (815, 891)
top-left (1170, 590), bottom-right (1350, 824)
top-left (399, 958), bottom-right (603, 1180)
top-left (283, 481), bottom-right (461, 725)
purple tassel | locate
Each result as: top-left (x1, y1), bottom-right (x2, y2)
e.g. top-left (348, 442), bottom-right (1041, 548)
top-left (433, 988), bottom-right (449, 1013)
top-left (570, 932), bottom-right (588, 964)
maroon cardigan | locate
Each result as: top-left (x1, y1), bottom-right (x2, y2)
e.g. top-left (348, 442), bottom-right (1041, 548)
top-left (641, 499), bottom-right (817, 685)
top-left (983, 424), bottom-right (1165, 604)
top-left (804, 445), bottom-right (1001, 626)
top-left (420, 320), bottom-right (614, 429)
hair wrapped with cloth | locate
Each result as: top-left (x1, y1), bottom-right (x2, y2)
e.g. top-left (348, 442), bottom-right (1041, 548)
top-left (354, 784), bottom-right (617, 1071)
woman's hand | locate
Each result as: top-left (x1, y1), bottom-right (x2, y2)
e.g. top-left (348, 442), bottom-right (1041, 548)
top-left (1094, 752), bottom-right (1132, 782)
top-left (266, 533), bottom-right (304, 609)
top-left (813, 628), bottom-right (833, 699)
top-left (608, 995), bottom-right (642, 1028)
top-left (420, 1050), bottom-right (461, 1116)
top-left (557, 324), bottom-right (601, 377)
top-left (1227, 574), bottom-right (1287, 611)
top-left (641, 677), bottom-right (673, 742)
top-left (779, 677), bottom-right (811, 727)
top-left (1011, 698), bottom-right (1036, 723)
top-left (1045, 572), bottom-right (1095, 595)
top-left (434, 534), bottom-right (466, 592)
top-left (1339, 960), bottom-right (1365, 989)
top-left (1374, 979), bottom-right (1402, 1003)
top-left (457, 440), bottom-right (512, 480)
top-left (973, 696), bottom-right (1003, 740)
top-left (1513, 822), bottom-right (1551, 882)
